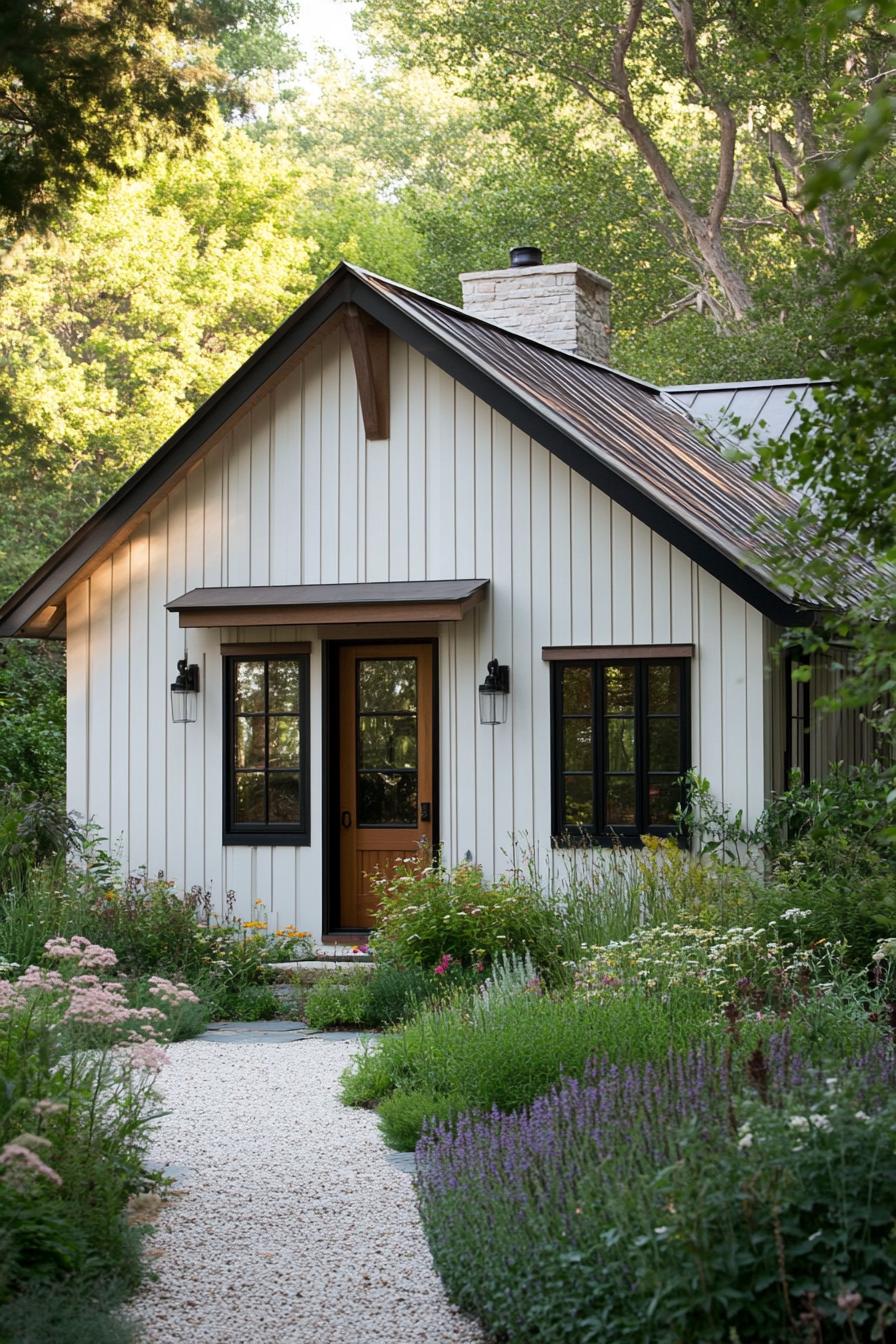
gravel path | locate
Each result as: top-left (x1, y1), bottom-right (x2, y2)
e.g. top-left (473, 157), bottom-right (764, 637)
top-left (129, 1027), bottom-right (484, 1344)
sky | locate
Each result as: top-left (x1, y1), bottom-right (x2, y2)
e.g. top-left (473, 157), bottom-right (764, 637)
top-left (292, 0), bottom-right (363, 63)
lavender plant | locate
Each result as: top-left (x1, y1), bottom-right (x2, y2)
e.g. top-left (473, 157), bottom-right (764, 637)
top-left (417, 1034), bottom-right (896, 1343)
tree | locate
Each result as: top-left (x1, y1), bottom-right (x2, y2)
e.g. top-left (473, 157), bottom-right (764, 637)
top-left (0, 119), bottom-right (421, 597)
top-left (357, 0), bottom-right (896, 323)
top-left (0, 0), bottom-right (299, 230)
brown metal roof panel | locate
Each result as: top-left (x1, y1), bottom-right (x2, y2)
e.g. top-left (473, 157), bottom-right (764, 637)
top-left (166, 579), bottom-right (489, 611)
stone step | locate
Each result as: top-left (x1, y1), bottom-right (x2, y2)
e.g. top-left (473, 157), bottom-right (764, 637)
top-left (269, 958), bottom-right (375, 985)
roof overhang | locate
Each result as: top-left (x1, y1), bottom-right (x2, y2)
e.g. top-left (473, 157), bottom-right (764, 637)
top-left (0, 260), bottom-right (812, 638)
top-left (166, 580), bottom-right (489, 628)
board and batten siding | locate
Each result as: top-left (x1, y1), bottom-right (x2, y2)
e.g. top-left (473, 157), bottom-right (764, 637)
top-left (66, 328), bottom-right (770, 934)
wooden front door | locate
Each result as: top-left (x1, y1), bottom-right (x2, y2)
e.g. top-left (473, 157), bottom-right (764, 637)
top-left (337, 643), bottom-right (434, 929)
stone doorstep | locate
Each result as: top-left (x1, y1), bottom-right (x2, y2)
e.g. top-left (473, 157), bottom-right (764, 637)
top-left (270, 959), bottom-right (375, 985)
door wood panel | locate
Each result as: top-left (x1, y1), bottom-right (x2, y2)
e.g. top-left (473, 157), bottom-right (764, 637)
top-left (337, 643), bottom-right (434, 929)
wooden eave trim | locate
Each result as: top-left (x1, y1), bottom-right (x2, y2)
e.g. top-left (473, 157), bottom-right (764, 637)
top-left (542, 643), bottom-right (696, 661)
top-left (180, 595), bottom-right (483, 628)
top-left (219, 642), bottom-right (311, 655)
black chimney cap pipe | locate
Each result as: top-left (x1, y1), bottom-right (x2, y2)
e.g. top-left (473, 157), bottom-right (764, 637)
top-left (509, 246), bottom-right (543, 268)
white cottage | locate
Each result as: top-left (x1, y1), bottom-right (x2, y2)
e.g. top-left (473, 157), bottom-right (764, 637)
top-left (0, 252), bottom-right (873, 938)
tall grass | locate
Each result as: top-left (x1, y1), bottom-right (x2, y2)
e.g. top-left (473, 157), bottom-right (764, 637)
top-left (341, 981), bottom-right (711, 1149)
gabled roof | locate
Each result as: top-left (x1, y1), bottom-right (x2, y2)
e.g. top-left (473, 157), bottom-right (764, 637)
top-left (664, 378), bottom-right (823, 451)
top-left (0, 262), bottom-right (816, 637)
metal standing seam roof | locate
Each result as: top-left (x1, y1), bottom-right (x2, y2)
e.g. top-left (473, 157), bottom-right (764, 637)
top-left (360, 271), bottom-right (803, 593)
top-left (664, 378), bottom-right (822, 449)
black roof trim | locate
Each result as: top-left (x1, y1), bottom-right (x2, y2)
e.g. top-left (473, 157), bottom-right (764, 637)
top-left (0, 261), bottom-right (803, 636)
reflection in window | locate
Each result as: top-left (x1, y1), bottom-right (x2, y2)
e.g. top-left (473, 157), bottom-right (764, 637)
top-left (555, 660), bottom-right (688, 842)
top-left (356, 657), bottom-right (418, 826)
top-left (227, 655), bottom-right (309, 839)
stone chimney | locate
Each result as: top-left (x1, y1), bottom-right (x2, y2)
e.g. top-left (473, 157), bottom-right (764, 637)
top-left (459, 247), bottom-right (612, 363)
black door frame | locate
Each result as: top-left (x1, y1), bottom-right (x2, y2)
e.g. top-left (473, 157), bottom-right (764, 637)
top-left (322, 636), bottom-right (440, 936)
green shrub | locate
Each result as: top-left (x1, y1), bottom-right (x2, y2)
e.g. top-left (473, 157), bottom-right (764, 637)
top-left (416, 1032), bottom-right (896, 1343)
top-left (370, 856), bottom-right (564, 981)
top-left (341, 980), bottom-right (709, 1149)
top-left (0, 933), bottom-right (173, 1328)
top-left (0, 1286), bottom-right (138, 1344)
top-left (304, 975), bottom-right (373, 1029)
top-left (303, 962), bottom-right (469, 1030)
top-left (376, 1091), bottom-right (460, 1150)
top-left (0, 643), bottom-right (66, 801)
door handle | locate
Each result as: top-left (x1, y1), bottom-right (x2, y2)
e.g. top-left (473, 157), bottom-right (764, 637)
top-left (420, 802), bottom-right (431, 822)
top-left (341, 810), bottom-right (352, 828)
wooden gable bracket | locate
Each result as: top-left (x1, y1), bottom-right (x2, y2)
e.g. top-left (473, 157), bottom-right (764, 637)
top-left (343, 303), bottom-right (390, 440)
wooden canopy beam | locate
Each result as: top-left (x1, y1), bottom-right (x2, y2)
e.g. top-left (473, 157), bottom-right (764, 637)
top-left (343, 304), bottom-right (390, 440)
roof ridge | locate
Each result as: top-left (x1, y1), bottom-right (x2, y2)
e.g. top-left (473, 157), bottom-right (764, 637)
top-left (348, 263), bottom-right (662, 395)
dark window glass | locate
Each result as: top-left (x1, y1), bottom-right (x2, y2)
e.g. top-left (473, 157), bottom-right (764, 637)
top-left (563, 774), bottom-right (593, 827)
top-left (227, 655), bottom-right (309, 839)
top-left (356, 657), bottom-right (419, 827)
top-left (563, 718), bottom-right (592, 772)
top-left (648, 718), bottom-right (680, 771)
top-left (648, 663), bottom-right (679, 714)
top-left (562, 665), bottom-right (592, 714)
top-left (358, 772), bottom-right (417, 826)
top-left (554, 659), bottom-right (688, 843)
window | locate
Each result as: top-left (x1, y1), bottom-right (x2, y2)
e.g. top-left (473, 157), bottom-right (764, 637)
top-left (224, 653), bottom-right (310, 844)
top-left (551, 659), bottom-right (690, 843)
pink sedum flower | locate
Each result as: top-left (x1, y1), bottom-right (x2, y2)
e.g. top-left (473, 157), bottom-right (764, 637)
top-left (44, 935), bottom-right (118, 971)
top-left (129, 1041), bottom-right (169, 1072)
top-left (0, 1140), bottom-right (62, 1186)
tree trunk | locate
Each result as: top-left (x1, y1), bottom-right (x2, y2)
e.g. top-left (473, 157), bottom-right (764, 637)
top-left (689, 223), bottom-right (755, 321)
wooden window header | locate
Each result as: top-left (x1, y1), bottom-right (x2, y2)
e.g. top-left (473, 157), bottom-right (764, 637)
top-left (542, 644), bottom-right (694, 662)
top-left (220, 642), bottom-right (311, 656)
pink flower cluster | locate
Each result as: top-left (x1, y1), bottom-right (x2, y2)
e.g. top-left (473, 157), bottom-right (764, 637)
top-left (44, 935), bottom-right (118, 971)
top-left (147, 976), bottom-right (200, 1006)
top-left (128, 1041), bottom-right (169, 1073)
top-left (0, 1137), bottom-right (62, 1187)
top-left (434, 953), bottom-right (454, 976)
top-left (63, 979), bottom-right (163, 1032)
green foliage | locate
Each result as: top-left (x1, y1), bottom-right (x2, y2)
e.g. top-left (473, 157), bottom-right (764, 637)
top-left (303, 975), bottom-right (375, 1030)
top-left (370, 856), bottom-right (564, 982)
top-left (418, 1043), bottom-right (896, 1343)
top-left (0, 1287), bottom-right (138, 1344)
top-left (0, 645), bottom-right (65, 799)
top-left (341, 981), bottom-right (709, 1149)
top-left (0, 118), bottom-right (423, 600)
top-left (0, 0), bottom-right (301, 231)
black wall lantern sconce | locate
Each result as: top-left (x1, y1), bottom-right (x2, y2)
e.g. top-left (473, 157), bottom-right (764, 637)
top-left (479, 658), bottom-right (510, 726)
top-left (170, 655), bottom-right (200, 724)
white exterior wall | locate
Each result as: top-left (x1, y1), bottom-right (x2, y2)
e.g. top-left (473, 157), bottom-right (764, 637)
top-left (66, 328), bottom-right (769, 934)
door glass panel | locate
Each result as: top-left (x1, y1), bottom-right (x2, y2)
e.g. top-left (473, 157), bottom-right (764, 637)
top-left (563, 718), bottom-right (592, 772)
top-left (359, 715), bottom-right (417, 769)
top-left (604, 664), bottom-right (635, 713)
top-left (358, 659), bottom-right (417, 712)
top-left (562, 666), bottom-right (592, 714)
top-left (358, 772), bottom-right (417, 826)
top-left (605, 776), bottom-right (636, 826)
top-left (357, 657), bottom-right (419, 826)
top-left (648, 776), bottom-right (680, 826)
top-left (268, 716), bottom-right (300, 768)
top-left (234, 771), bottom-right (265, 822)
top-left (648, 663), bottom-right (679, 714)
top-left (268, 772), bottom-right (301, 823)
top-left (234, 716), bottom-right (265, 769)
top-left (563, 775), bottom-right (593, 827)
top-left (648, 718), bottom-right (680, 771)
top-left (606, 718), bottom-right (635, 772)
top-left (268, 660), bottom-right (300, 712)
top-left (234, 661), bottom-right (265, 714)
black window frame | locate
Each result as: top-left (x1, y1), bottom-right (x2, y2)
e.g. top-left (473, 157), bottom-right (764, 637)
top-left (550, 657), bottom-right (691, 846)
top-left (223, 652), bottom-right (311, 846)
